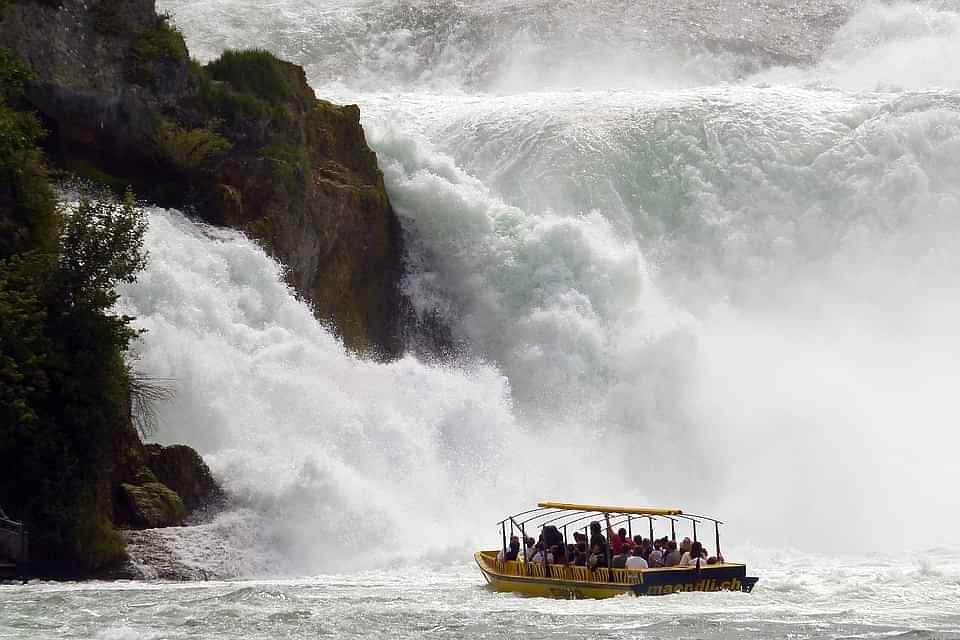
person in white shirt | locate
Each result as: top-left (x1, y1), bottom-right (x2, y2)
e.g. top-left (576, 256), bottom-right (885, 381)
top-left (531, 544), bottom-right (554, 564)
top-left (680, 541), bottom-right (706, 567)
top-left (523, 537), bottom-right (536, 561)
top-left (625, 546), bottom-right (648, 570)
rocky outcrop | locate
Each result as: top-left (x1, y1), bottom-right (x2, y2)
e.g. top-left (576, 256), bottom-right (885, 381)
top-left (111, 421), bottom-right (221, 530)
top-left (144, 444), bottom-right (222, 512)
top-left (0, 0), bottom-right (404, 355)
top-left (119, 480), bottom-right (186, 529)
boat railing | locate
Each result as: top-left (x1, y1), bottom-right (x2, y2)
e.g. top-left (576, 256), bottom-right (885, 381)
top-left (569, 565), bottom-right (590, 581)
top-left (549, 565), bottom-right (570, 580)
top-left (482, 552), bottom-right (703, 586)
top-left (611, 568), bottom-right (643, 584)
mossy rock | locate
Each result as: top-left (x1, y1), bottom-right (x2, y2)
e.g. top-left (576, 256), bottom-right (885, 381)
top-left (145, 444), bottom-right (222, 512)
top-left (119, 482), bottom-right (186, 529)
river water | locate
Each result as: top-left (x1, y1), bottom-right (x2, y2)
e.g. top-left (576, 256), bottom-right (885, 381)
top-left (7, 0), bottom-right (960, 637)
top-left (3, 546), bottom-right (960, 639)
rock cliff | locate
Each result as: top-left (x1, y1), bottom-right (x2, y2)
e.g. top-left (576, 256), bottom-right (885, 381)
top-left (0, 0), bottom-right (404, 355)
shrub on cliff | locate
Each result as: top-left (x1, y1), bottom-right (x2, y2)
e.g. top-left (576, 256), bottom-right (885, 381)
top-left (155, 118), bottom-right (232, 174)
top-left (127, 13), bottom-right (188, 87)
top-left (205, 49), bottom-right (304, 103)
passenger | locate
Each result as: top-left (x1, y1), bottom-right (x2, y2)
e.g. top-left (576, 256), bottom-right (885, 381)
top-left (531, 543), bottom-right (553, 564)
top-left (497, 536), bottom-right (521, 561)
top-left (611, 548), bottom-right (629, 569)
top-left (647, 546), bottom-right (663, 567)
top-left (625, 546), bottom-right (649, 570)
top-left (552, 544), bottom-right (566, 564)
top-left (680, 537), bottom-right (692, 554)
top-left (588, 542), bottom-right (608, 569)
top-left (574, 543), bottom-right (587, 566)
top-left (606, 523), bottom-right (632, 555)
top-left (680, 541), bottom-right (705, 567)
top-left (647, 539), bottom-right (663, 567)
top-left (707, 549), bottom-right (725, 565)
top-left (633, 535), bottom-right (644, 547)
top-left (607, 525), bottom-right (633, 555)
top-left (589, 521), bottom-right (608, 553)
top-left (664, 540), bottom-right (682, 566)
top-left (521, 537), bottom-right (536, 561)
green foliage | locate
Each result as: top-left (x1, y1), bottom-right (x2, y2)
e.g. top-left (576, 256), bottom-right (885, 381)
top-left (0, 52), bottom-right (149, 571)
top-left (56, 190), bottom-right (148, 316)
top-left (0, 251), bottom-right (52, 428)
top-left (205, 49), bottom-right (304, 103)
top-left (74, 511), bottom-right (127, 570)
top-left (155, 118), bottom-right (232, 174)
top-left (0, 48), bottom-right (33, 103)
top-left (0, 49), bottom-right (58, 260)
top-left (120, 481), bottom-right (186, 527)
top-left (127, 14), bottom-right (188, 87)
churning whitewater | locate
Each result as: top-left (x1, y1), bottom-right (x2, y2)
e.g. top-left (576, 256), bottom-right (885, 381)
top-left (6, 0), bottom-right (960, 637)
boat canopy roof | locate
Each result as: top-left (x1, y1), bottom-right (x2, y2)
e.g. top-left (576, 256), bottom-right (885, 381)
top-left (538, 502), bottom-right (682, 517)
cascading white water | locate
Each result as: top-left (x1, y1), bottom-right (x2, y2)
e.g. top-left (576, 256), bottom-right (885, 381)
top-left (113, 0), bottom-right (960, 576)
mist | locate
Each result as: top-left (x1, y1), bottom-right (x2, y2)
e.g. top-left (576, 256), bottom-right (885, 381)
top-left (126, 0), bottom-right (960, 574)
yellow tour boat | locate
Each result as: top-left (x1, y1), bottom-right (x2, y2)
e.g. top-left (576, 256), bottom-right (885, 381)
top-left (475, 502), bottom-right (759, 599)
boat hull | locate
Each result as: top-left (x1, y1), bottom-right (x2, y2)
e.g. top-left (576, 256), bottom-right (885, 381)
top-left (475, 551), bottom-right (758, 599)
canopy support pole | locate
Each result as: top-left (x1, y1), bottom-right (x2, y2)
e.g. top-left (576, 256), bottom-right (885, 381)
top-left (603, 515), bottom-right (612, 578)
top-left (627, 515), bottom-right (632, 541)
top-left (693, 520), bottom-right (698, 544)
top-left (501, 522), bottom-right (507, 558)
top-left (671, 520), bottom-right (676, 542)
top-left (520, 522), bottom-right (529, 575)
top-left (715, 521), bottom-right (721, 559)
top-left (648, 517), bottom-right (654, 541)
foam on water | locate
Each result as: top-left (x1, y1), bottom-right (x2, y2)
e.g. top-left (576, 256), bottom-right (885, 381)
top-left (108, 0), bottom-right (960, 581)
top-left (3, 546), bottom-right (960, 639)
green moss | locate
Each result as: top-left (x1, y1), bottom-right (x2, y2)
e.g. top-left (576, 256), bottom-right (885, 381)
top-left (127, 14), bottom-right (188, 87)
top-left (205, 49), bottom-right (305, 103)
top-left (120, 482), bottom-right (186, 528)
top-left (74, 512), bottom-right (127, 571)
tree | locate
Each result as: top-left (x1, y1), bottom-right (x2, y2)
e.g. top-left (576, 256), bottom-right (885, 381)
top-left (56, 190), bottom-right (148, 317)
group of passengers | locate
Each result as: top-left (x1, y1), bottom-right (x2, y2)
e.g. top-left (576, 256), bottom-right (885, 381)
top-left (497, 519), bottom-right (723, 570)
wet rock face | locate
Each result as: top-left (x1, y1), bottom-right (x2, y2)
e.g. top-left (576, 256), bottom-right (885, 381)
top-left (0, 0), bottom-right (405, 356)
top-left (144, 444), bottom-right (222, 513)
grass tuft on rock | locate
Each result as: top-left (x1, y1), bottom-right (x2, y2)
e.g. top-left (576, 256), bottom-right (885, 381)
top-left (205, 49), bottom-right (306, 103)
